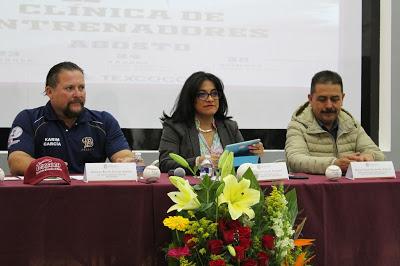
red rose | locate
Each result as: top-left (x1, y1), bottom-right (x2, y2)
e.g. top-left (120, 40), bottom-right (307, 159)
top-left (234, 245), bottom-right (246, 261)
top-left (241, 258), bottom-right (257, 266)
top-left (209, 259), bottom-right (226, 266)
top-left (167, 246), bottom-right (190, 258)
top-left (222, 229), bottom-right (235, 244)
top-left (262, 235), bottom-right (275, 250)
top-left (228, 220), bottom-right (242, 230)
top-left (257, 251), bottom-right (269, 266)
top-left (238, 226), bottom-right (251, 239)
top-left (218, 219), bottom-right (242, 231)
top-left (207, 239), bottom-right (224, 254)
top-left (183, 234), bottom-right (195, 248)
top-left (239, 238), bottom-right (252, 250)
top-left (218, 219), bottom-right (228, 232)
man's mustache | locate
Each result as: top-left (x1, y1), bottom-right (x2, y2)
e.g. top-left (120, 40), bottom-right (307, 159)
top-left (68, 100), bottom-right (84, 106)
top-left (321, 108), bottom-right (337, 114)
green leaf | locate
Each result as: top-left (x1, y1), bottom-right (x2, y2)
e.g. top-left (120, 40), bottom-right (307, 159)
top-left (200, 174), bottom-right (212, 189)
top-left (221, 151), bottom-right (234, 178)
top-left (193, 184), bottom-right (202, 191)
top-left (242, 168), bottom-right (264, 225)
top-left (169, 153), bottom-right (189, 168)
top-left (242, 168), bottom-right (260, 190)
top-left (193, 166), bottom-right (199, 174)
top-left (215, 182), bottom-right (225, 198)
top-left (169, 153), bottom-right (196, 175)
top-left (294, 217), bottom-right (307, 239)
top-left (218, 150), bottom-right (230, 169)
top-left (198, 202), bottom-right (214, 212)
top-left (285, 188), bottom-right (298, 227)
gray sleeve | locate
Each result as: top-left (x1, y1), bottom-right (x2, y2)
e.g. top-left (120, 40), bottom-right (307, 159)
top-left (158, 121), bottom-right (197, 173)
top-left (232, 121), bottom-right (244, 143)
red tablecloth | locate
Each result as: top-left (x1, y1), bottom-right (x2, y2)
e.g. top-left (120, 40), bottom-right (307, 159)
top-left (0, 180), bottom-right (154, 266)
top-left (1, 173), bottom-right (400, 266)
top-left (154, 173), bottom-right (400, 266)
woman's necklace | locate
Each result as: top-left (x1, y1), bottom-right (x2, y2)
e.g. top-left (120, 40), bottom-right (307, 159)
top-left (198, 127), bottom-right (213, 133)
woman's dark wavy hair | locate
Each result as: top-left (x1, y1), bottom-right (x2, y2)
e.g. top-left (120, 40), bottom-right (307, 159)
top-left (161, 71), bottom-right (231, 125)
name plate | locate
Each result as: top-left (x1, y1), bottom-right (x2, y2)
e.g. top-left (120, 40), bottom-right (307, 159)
top-left (254, 162), bottom-right (289, 181)
top-left (83, 163), bottom-right (137, 182)
top-left (345, 161), bottom-right (396, 180)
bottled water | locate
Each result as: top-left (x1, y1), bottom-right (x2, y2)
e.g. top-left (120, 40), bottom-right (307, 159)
top-left (199, 155), bottom-right (213, 178)
top-left (134, 152), bottom-right (146, 178)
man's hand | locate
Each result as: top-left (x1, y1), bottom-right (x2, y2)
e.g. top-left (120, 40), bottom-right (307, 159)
top-left (341, 152), bottom-right (374, 162)
top-left (111, 150), bottom-right (135, 163)
top-left (334, 157), bottom-right (351, 172)
top-left (115, 157), bottom-right (135, 163)
top-left (341, 152), bottom-right (361, 161)
top-left (357, 153), bottom-right (374, 161)
top-left (334, 152), bottom-right (375, 172)
top-left (8, 151), bottom-right (35, 176)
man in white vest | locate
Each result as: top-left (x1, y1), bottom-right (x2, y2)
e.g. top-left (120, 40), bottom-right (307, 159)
top-left (285, 70), bottom-right (384, 174)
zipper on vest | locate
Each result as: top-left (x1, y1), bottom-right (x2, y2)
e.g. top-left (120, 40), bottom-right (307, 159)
top-left (329, 134), bottom-right (339, 157)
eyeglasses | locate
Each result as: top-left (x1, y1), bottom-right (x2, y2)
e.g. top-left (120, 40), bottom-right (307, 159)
top-left (196, 90), bottom-right (220, 100)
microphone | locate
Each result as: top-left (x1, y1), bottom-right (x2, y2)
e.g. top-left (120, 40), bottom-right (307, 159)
top-left (173, 167), bottom-right (186, 178)
top-left (168, 167), bottom-right (186, 178)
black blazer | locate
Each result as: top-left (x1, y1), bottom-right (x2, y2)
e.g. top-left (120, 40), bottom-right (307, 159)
top-left (158, 118), bottom-right (244, 173)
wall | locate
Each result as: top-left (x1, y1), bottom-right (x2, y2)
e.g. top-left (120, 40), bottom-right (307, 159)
top-left (385, 0), bottom-right (400, 167)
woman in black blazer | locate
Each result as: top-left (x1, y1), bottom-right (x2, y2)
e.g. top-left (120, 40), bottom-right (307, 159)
top-left (159, 71), bottom-right (264, 173)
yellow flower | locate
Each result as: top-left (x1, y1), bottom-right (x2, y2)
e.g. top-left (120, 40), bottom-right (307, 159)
top-left (218, 175), bottom-right (260, 220)
top-left (167, 176), bottom-right (201, 213)
top-left (163, 216), bottom-right (190, 231)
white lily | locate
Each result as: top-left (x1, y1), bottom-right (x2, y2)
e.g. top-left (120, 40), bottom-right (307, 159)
top-left (218, 174), bottom-right (260, 220)
top-left (167, 176), bottom-right (201, 213)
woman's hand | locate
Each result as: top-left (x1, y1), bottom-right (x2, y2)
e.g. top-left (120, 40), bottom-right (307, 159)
top-left (248, 142), bottom-right (264, 156)
top-left (210, 153), bottom-right (221, 167)
top-left (196, 153), bottom-right (221, 167)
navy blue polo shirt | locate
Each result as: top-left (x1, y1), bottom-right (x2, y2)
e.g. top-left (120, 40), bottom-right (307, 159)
top-left (8, 101), bottom-right (130, 173)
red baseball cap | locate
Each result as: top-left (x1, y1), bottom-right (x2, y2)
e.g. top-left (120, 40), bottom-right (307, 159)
top-left (24, 156), bottom-right (71, 185)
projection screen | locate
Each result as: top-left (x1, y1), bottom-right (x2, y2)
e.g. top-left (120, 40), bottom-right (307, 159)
top-left (0, 0), bottom-right (361, 129)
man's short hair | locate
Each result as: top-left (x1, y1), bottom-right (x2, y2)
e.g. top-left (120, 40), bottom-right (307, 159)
top-left (310, 70), bottom-right (343, 94)
top-left (46, 62), bottom-right (84, 88)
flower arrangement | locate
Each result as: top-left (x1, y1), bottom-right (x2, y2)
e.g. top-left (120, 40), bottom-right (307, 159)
top-left (163, 151), bottom-right (314, 266)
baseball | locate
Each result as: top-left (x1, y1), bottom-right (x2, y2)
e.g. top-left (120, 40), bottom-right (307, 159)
top-left (325, 165), bottom-right (342, 180)
top-left (143, 165), bottom-right (161, 182)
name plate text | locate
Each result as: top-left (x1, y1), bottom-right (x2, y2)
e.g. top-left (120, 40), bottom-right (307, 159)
top-left (254, 162), bottom-right (289, 181)
top-left (345, 161), bottom-right (396, 180)
top-left (83, 163), bottom-right (137, 182)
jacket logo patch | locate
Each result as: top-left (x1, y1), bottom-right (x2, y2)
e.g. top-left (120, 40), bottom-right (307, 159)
top-left (8, 126), bottom-right (23, 148)
top-left (82, 137), bottom-right (94, 151)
